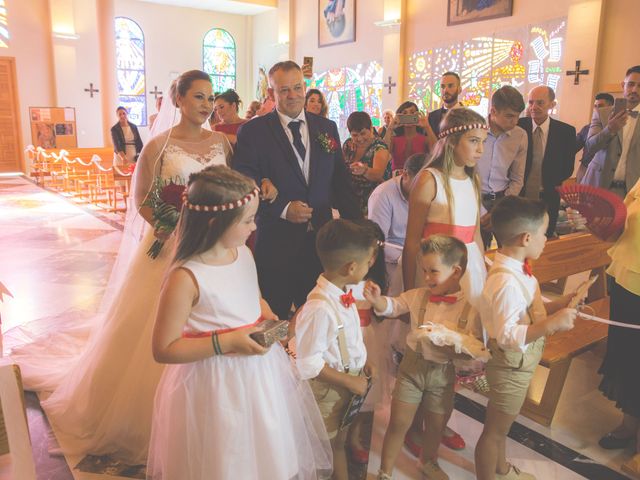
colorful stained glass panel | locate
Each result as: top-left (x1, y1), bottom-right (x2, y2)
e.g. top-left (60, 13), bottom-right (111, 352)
top-left (115, 17), bottom-right (147, 126)
top-left (203, 29), bottom-right (236, 92)
top-left (306, 61), bottom-right (384, 141)
top-left (408, 18), bottom-right (567, 117)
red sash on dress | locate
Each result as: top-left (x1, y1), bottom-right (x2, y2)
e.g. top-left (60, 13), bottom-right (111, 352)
top-left (358, 308), bottom-right (372, 327)
top-left (182, 316), bottom-right (264, 338)
top-left (422, 222), bottom-right (475, 244)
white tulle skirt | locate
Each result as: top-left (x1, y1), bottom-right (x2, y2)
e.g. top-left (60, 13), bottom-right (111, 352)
top-left (147, 344), bottom-right (332, 480)
top-left (9, 228), bottom-right (171, 464)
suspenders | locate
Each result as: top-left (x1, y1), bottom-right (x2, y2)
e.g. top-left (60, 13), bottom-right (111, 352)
top-left (487, 267), bottom-right (535, 325)
top-left (307, 292), bottom-right (352, 373)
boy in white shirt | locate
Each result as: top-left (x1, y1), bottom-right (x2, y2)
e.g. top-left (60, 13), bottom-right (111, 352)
top-left (364, 235), bottom-right (482, 480)
top-left (296, 219), bottom-right (376, 480)
top-left (474, 196), bottom-right (583, 480)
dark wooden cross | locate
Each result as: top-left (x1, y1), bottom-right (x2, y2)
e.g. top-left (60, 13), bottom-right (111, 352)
top-left (149, 86), bottom-right (163, 99)
top-left (384, 76), bottom-right (397, 94)
top-left (566, 60), bottom-right (590, 85)
top-left (84, 83), bottom-right (99, 98)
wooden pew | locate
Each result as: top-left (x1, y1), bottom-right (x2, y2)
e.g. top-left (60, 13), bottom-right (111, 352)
top-left (486, 232), bottom-right (612, 426)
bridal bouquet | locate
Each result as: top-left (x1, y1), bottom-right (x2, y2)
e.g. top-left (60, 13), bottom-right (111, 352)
top-left (142, 177), bottom-right (186, 259)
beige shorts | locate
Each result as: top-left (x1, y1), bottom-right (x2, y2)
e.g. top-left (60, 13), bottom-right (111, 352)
top-left (486, 337), bottom-right (545, 415)
top-left (392, 348), bottom-right (455, 415)
top-left (309, 369), bottom-right (361, 439)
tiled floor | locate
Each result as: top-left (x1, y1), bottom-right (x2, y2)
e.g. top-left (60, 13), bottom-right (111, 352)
top-left (0, 174), bottom-right (636, 479)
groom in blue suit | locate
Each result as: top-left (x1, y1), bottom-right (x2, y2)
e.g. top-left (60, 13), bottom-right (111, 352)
top-left (234, 61), bottom-right (361, 319)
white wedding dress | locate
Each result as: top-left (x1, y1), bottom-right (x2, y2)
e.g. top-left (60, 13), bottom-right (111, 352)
top-left (8, 130), bottom-right (231, 464)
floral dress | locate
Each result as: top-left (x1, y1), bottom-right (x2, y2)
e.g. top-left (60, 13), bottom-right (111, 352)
top-left (343, 137), bottom-right (392, 215)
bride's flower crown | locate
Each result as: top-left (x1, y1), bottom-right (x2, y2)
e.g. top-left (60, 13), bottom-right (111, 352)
top-left (182, 187), bottom-right (260, 212)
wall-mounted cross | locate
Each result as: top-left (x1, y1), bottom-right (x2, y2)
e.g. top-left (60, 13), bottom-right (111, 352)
top-left (384, 76), bottom-right (397, 94)
top-left (84, 83), bottom-right (99, 98)
top-left (566, 60), bottom-right (590, 85)
top-left (149, 86), bottom-right (163, 99)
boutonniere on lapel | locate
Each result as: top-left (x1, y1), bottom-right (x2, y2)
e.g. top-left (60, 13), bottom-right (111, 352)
top-left (316, 132), bottom-right (340, 153)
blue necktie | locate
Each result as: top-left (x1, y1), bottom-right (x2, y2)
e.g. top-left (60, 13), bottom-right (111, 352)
top-left (288, 121), bottom-right (306, 160)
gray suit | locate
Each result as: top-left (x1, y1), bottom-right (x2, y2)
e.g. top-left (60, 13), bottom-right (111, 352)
top-left (583, 106), bottom-right (640, 192)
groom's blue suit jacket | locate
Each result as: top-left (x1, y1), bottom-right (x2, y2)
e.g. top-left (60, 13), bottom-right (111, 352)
top-left (233, 110), bottom-right (361, 267)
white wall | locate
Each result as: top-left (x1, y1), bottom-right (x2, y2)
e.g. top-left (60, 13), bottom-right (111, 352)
top-left (114, 0), bottom-right (250, 141)
top-left (292, 0), bottom-right (384, 73)
top-left (3, 0), bottom-right (56, 160)
top-left (250, 4), bottom-right (289, 99)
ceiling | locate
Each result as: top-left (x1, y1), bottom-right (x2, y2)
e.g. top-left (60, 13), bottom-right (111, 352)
top-left (135, 0), bottom-right (277, 15)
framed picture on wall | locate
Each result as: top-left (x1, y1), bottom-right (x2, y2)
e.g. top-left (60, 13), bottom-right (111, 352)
top-left (447, 0), bottom-right (514, 26)
top-left (318, 0), bottom-right (356, 48)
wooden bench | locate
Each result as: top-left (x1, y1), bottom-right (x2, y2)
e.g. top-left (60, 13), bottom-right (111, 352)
top-left (486, 232), bottom-right (612, 426)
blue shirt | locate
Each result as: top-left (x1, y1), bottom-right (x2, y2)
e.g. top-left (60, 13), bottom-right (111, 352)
top-left (477, 124), bottom-right (528, 196)
top-left (368, 176), bottom-right (408, 264)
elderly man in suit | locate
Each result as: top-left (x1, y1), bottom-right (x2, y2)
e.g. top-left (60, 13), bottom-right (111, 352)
top-left (233, 61), bottom-right (361, 319)
top-left (518, 86), bottom-right (576, 236)
top-left (582, 65), bottom-right (640, 197)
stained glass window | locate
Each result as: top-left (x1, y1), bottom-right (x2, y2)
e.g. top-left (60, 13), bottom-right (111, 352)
top-left (306, 61), bottom-right (384, 141)
top-left (203, 29), bottom-right (236, 93)
top-left (0, 0), bottom-right (9, 48)
top-left (408, 18), bottom-right (567, 117)
top-left (115, 17), bottom-right (147, 126)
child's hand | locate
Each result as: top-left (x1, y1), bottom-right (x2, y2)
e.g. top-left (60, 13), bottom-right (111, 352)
top-left (260, 178), bottom-right (278, 203)
top-left (222, 327), bottom-right (269, 356)
top-left (363, 280), bottom-right (381, 303)
top-left (346, 375), bottom-right (369, 396)
top-left (548, 308), bottom-right (577, 334)
top-left (363, 362), bottom-right (377, 380)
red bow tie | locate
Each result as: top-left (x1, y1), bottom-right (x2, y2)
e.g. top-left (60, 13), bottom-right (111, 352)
top-left (429, 295), bottom-right (457, 304)
top-left (523, 259), bottom-right (533, 277)
top-left (340, 289), bottom-right (356, 308)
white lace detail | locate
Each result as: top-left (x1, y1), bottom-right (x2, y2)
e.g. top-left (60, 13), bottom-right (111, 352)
top-left (160, 142), bottom-right (226, 181)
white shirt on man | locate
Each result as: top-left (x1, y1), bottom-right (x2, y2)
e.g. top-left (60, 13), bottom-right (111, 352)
top-left (277, 109), bottom-right (311, 220)
top-left (614, 103), bottom-right (640, 181)
top-left (367, 176), bottom-right (408, 264)
top-left (295, 275), bottom-right (367, 380)
top-left (480, 253), bottom-right (547, 352)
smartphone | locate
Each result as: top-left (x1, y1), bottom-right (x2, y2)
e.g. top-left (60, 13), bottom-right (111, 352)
top-left (396, 114), bottom-right (419, 125)
top-left (302, 56), bottom-right (313, 79)
top-left (613, 97), bottom-right (627, 116)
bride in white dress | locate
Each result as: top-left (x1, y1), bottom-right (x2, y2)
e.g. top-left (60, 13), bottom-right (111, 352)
top-left (9, 70), bottom-right (231, 464)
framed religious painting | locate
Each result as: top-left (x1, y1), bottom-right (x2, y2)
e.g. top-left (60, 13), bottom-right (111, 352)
top-left (447, 0), bottom-right (514, 26)
top-left (318, 0), bottom-right (356, 48)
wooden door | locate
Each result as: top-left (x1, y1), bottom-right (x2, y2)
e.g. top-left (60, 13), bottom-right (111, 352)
top-left (0, 57), bottom-right (23, 173)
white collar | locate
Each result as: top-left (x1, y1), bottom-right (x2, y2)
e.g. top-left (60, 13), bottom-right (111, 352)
top-left (532, 115), bottom-right (551, 136)
top-left (277, 109), bottom-right (306, 126)
top-left (317, 275), bottom-right (350, 300)
top-left (494, 252), bottom-right (527, 273)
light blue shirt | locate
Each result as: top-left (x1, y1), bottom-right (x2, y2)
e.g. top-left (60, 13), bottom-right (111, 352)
top-left (477, 123), bottom-right (528, 196)
top-left (368, 176), bottom-right (408, 264)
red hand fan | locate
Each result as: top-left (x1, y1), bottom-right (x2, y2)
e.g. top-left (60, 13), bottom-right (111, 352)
top-left (556, 184), bottom-right (626, 240)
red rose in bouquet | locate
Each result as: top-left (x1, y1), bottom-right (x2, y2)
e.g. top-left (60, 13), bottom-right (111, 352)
top-left (142, 177), bottom-right (187, 259)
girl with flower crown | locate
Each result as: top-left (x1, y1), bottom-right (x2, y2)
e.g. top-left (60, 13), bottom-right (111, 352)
top-left (148, 165), bottom-right (331, 479)
top-left (391, 108), bottom-right (488, 475)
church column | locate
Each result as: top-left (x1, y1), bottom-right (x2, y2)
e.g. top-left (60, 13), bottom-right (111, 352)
top-left (96, 0), bottom-right (117, 147)
top-left (380, 0), bottom-right (406, 111)
top-left (49, 0), bottom-right (106, 147)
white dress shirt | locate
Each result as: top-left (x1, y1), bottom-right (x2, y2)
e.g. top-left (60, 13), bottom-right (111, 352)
top-left (375, 288), bottom-right (482, 363)
top-left (480, 253), bottom-right (547, 352)
top-left (276, 109), bottom-right (311, 219)
top-left (532, 115), bottom-right (551, 158)
top-left (614, 103), bottom-right (640, 182)
top-left (367, 176), bottom-right (408, 264)
top-left (295, 275), bottom-right (367, 380)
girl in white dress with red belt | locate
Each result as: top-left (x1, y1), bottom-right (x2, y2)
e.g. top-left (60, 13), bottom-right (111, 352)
top-left (400, 108), bottom-right (489, 457)
top-left (148, 165), bottom-right (331, 480)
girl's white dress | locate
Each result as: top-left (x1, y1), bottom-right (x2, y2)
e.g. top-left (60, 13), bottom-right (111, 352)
top-left (416, 168), bottom-right (487, 305)
top-left (8, 132), bottom-right (230, 463)
top-left (147, 246), bottom-right (332, 480)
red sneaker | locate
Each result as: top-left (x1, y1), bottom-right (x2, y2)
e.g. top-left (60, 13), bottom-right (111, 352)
top-left (348, 445), bottom-right (369, 464)
top-left (403, 432), bottom-right (422, 457)
top-left (441, 431), bottom-right (466, 450)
